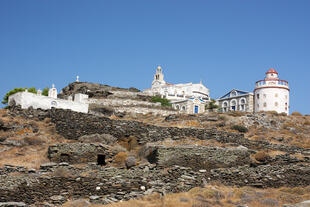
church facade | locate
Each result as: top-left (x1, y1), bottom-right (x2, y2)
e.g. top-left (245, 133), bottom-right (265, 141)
top-left (217, 89), bottom-right (254, 113)
top-left (144, 66), bottom-right (210, 114)
top-left (144, 66), bottom-right (210, 101)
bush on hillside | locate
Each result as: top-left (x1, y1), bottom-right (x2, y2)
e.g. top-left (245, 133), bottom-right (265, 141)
top-left (42, 87), bottom-right (49, 96)
top-left (291, 111), bottom-right (302, 116)
top-left (231, 125), bottom-right (248, 133)
top-left (151, 96), bottom-right (172, 107)
top-left (206, 99), bottom-right (219, 111)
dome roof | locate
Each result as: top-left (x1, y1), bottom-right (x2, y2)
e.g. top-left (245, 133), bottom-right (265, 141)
top-left (266, 68), bottom-right (278, 74)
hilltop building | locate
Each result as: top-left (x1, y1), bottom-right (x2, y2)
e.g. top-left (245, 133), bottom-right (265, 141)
top-left (8, 84), bottom-right (89, 113)
top-left (144, 66), bottom-right (210, 114)
top-left (254, 68), bottom-right (289, 115)
top-left (144, 66), bottom-right (210, 102)
top-left (217, 89), bottom-right (254, 112)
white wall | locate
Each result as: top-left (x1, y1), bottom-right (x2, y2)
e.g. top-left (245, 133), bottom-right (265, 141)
top-left (9, 92), bottom-right (89, 113)
top-left (254, 87), bottom-right (289, 114)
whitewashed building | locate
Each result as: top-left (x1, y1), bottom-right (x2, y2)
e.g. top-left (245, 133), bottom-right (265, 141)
top-left (171, 98), bottom-right (206, 114)
top-left (8, 84), bottom-right (89, 113)
top-left (254, 68), bottom-right (289, 114)
top-left (217, 89), bottom-right (254, 113)
top-left (144, 65), bottom-right (210, 114)
top-left (144, 66), bottom-right (210, 102)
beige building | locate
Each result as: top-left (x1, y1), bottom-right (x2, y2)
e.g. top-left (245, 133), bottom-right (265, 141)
top-left (171, 98), bottom-right (206, 114)
top-left (217, 89), bottom-right (254, 113)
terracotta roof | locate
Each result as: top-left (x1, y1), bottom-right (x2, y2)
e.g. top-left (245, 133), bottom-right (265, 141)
top-left (266, 68), bottom-right (278, 74)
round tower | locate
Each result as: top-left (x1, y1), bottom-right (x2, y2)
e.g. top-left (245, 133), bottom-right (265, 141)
top-left (254, 68), bottom-right (289, 115)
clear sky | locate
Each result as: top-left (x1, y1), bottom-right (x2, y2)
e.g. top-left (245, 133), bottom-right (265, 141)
top-left (0, 0), bottom-right (309, 114)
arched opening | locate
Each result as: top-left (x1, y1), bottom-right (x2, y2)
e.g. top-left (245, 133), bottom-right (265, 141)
top-left (230, 100), bottom-right (237, 111)
top-left (239, 98), bottom-right (246, 111)
top-left (222, 102), bottom-right (228, 112)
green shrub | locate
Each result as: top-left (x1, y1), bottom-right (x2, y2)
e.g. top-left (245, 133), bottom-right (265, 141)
top-left (42, 87), bottom-right (49, 96)
top-left (150, 96), bottom-right (171, 107)
top-left (206, 99), bottom-right (219, 111)
top-left (231, 125), bottom-right (248, 133)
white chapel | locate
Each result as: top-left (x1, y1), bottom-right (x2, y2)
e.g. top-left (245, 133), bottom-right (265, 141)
top-left (144, 66), bottom-right (210, 101)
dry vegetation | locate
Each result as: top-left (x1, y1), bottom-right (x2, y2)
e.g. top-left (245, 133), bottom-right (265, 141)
top-left (113, 111), bottom-right (310, 148)
top-left (0, 109), bottom-right (69, 169)
top-left (62, 184), bottom-right (310, 207)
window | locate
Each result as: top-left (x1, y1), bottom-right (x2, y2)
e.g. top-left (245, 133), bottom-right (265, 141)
top-left (275, 93), bottom-right (278, 97)
top-left (175, 105), bottom-right (180, 110)
top-left (264, 102), bottom-right (267, 107)
top-left (257, 94), bottom-right (260, 99)
top-left (182, 106), bottom-right (186, 111)
top-left (275, 102), bottom-right (278, 107)
top-left (263, 94), bottom-right (266, 98)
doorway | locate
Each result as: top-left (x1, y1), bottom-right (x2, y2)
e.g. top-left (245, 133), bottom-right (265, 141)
top-left (194, 105), bottom-right (199, 114)
top-left (97, 154), bottom-right (106, 165)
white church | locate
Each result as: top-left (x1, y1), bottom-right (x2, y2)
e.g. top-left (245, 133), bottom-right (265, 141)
top-left (144, 66), bottom-right (211, 114)
top-left (8, 83), bottom-right (89, 113)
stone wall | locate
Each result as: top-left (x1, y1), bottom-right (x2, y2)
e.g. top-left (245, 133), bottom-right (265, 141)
top-left (48, 143), bottom-right (119, 164)
top-left (8, 107), bottom-right (307, 153)
top-left (0, 162), bottom-right (309, 205)
top-left (148, 145), bottom-right (251, 170)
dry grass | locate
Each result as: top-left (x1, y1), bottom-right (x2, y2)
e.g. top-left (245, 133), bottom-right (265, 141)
top-left (61, 184), bottom-right (310, 207)
top-left (0, 109), bottom-right (68, 169)
top-left (113, 152), bottom-right (128, 167)
top-left (253, 151), bottom-right (271, 162)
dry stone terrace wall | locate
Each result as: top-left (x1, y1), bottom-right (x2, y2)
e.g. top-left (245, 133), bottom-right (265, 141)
top-left (145, 145), bottom-right (252, 170)
top-left (48, 143), bottom-right (119, 164)
top-left (8, 106), bottom-right (308, 153)
top-left (0, 163), bottom-right (310, 205)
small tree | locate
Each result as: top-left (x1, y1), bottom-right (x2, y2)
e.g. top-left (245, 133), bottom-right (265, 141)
top-left (206, 99), bottom-right (219, 111)
top-left (151, 96), bottom-right (172, 107)
top-left (42, 87), bottom-right (49, 96)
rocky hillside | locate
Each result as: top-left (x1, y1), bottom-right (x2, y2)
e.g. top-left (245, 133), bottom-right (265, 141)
top-left (0, 105), bottom-right (309, 207)
top-left (59, 82), bottom-right (176, 116)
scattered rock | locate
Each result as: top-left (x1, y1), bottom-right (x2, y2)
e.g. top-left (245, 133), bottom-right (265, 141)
top-left (125, 156), bottom-right (136, 169)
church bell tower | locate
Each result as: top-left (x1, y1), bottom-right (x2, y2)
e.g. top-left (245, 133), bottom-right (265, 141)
top-left (152, 65), bottom-right (166, 88)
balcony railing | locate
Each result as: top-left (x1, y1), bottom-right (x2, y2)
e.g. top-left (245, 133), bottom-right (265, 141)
top-left (255, 80), bottom-right (288, 87)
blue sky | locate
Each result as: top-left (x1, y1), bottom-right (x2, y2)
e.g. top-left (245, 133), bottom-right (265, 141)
top-left (0, 0), bottom-right (309, 114)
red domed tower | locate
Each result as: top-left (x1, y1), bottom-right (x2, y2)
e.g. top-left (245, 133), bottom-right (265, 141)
top-left (254, 68), bottom-right (290, 114)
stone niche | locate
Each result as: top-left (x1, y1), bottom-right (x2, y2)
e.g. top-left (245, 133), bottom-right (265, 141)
top-left (48, 143), bottom-right (114, 165)
top-left (142, 144), bottom-right (251, 170)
